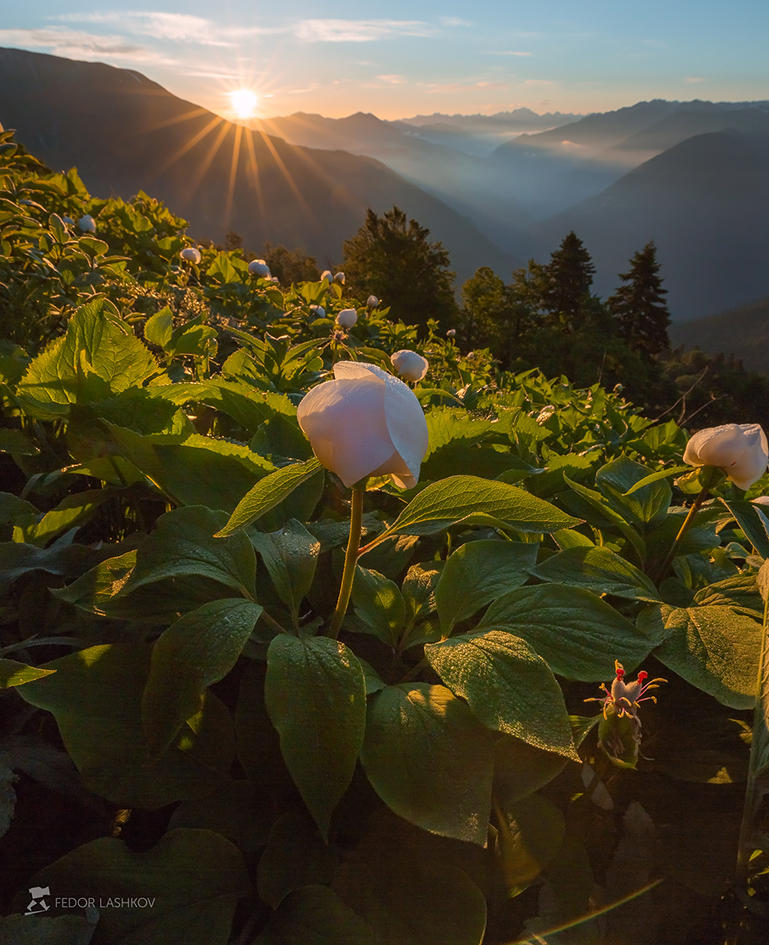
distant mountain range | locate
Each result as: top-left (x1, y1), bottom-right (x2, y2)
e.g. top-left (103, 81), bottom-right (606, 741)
top-left (670, 297), bottom-right (769, 372)
top-left (1, 46), bottom-right (768, 324)
top-left (0, 48), bottom-right (513, 284)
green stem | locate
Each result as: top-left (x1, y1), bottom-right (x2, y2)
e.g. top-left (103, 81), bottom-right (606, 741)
top-left (735, 588), bottom-right (769, 889)
top-left (328, 485), bottom-right (364, 639)
top-left (652, 485), bottom-right (709, 584)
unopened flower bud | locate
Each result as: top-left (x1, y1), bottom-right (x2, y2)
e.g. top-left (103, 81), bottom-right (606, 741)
top-left (309, 305), bottom-right (326, 318)
top-left (336, 309), bottom-right (358, 329)
top-left (334, 271), bottom-right (345, 284)
top-left (367, 295), bottom-right (379, 308)
top-left (391, 349), bottom-right (429, 382)
top-left (684, 423), bottom-right (768, 491)
top-left (321, 270), bottom-right (333, 283)
top-left (78, 215), bottom-right (96, 233)
top-left (446, 329), bottom-right (456, 337)
top-left (248, 258), bottom-right (271, 278)
top-left (180, 247), bottom-right (201, 264)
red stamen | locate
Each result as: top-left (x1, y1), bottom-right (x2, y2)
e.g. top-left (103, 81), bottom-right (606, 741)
top-left (637, 670), bottom-right (648, 684)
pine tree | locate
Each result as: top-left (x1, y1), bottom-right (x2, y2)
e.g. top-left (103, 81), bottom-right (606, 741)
top-left (608, 241), bottom-right (671, 359)
top-left (542, 231), bottom-right (596, 331)
top-left (342, 207), bottom-right (458, 330)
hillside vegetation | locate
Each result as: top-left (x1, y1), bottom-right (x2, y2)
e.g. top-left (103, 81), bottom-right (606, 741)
top-left (1, 131), bottom-right (769, 945)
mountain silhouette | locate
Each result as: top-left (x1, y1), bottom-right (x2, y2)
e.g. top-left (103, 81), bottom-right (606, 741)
top-left (0, 47), bottom-right (514, 282)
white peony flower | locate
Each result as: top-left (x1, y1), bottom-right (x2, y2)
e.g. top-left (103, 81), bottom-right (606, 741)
top-left (390, 349), bottom-right (429, 382)
top-left (77, 215), bottom-right (96, 233)
top-left (309, 305), bottom-right (326, 318)
top-left (683, 423), bottom-right (768, 490)
top-left (297, 361), bottom-right (429, 489)
top-left (248, 259), bottom-right (271, 277)
top-left (180, 247), bottom-right (201, 264)
top-left (321, 270), bottom-right (333, 283)
top-left (335, 309), bottom-right (358, 329)
top-left (367, 295), bottom-right (379, 308)
top-left (334, 271), bottom-right (345, 284)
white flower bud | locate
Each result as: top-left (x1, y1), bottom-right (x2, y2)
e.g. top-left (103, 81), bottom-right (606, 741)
top-left (77, 215), bottom-right (96, 233)
top-left (297, 361), bottom-right (428, 489)
top-left (309, 305), bottom-right (326, 318)
top-left (390, 349), bottom-right (429, 382)
top-left (62, 215), bottom-right (74, 226)
top-left (335, 309), bottom-right (358, 329)
top-left (446, 329), bottom-right (456, 337)
top-left (180, 247), bottom-right (201, 264)
top-left (270, 275), bottom-right (280, 284)
top-left (320, 270), bottom-right (333, 283)
top-left (367, 295), bottom-right (379, 308)
top-left (683, 423), bottom-right (768, 491)
top-left (334, 271), bottom-right (345, 284)
top-left (466, 351), bottom-right (476, 361)
top-left (248, 259), bottom-right (271, 277)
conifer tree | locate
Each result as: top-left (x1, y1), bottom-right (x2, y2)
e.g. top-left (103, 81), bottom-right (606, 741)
top-left (542, 231), bottom-right (596, 331)
top-left (342, 207), bottom-right (458, 329)
top-left (608, 241), bottom-right (671, 359)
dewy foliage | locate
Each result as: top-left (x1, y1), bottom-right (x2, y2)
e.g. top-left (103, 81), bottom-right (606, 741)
top-left (1, 129), bottom-right (768, 944)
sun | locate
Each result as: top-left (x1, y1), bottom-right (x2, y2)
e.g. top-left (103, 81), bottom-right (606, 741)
top-left (229, 88), bottom-right (258, 119)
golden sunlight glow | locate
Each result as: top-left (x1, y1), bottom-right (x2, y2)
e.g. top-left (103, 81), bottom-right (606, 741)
top-left (229, 88), bottom-right (258, 119)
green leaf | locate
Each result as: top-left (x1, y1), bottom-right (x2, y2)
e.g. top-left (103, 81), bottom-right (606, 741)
top-left (255, 886), bottom-right (375, 945)
top-left (596, 456), bottom-right (672, 526)
top-left (495, 793), bottom-right (566, 893)
top-left (257, 812), bottom-right (338, 909)
top-left (17, 298), bottom-right (158, 406)
top-left (16, 488), bottom-right (113, 547)
top-left (142, 600), bottom-right (262, 757)
top-left (216, 458), bottom-right (322, 536)
top-left (0, 492), bottom-right (37, 524)
top-left (0, 914), bottom-right (96, 945)
top-left (360, 683), bottom-right (494, 845)
top-left (169, 780), bottom-right (272, 852)
top-left (435, 540), bottom-right (537, 633)
top-left (251, 520), bottom-right (320, 625)
top-left (17, 645), bottom-right (234, 807)
top-left (364, 475), bottom-right (580, 551)
top-left (173, 324), bottom-right (217, 357)
top-left (333, 844), bottom-right (486, 945)
top-left (351, 566), bottom-right (407, 647)
top-left (493, 735), bottom-right (568, 805)
top-left (0, 659), bottom-right (56, 688)
top-left (477, 584), bottom-right (651, 681)
top-left (120, 506), bottom-right (256, 600)
top-left (22, 828), bottom-right (249, 945)
top-left (534, 545), bottom-right (661, 602)
top-left (265, 635), bottom-right (366, 839)
top-left (144, 308), bottom-right (174, 348)
top-left (623, 465), bottom-right (689, 495)
top-left (654, 605), bottom-right (763, 709)
top-left (721, 499), bottom-right (769, 559)
top-left (425, 631), bottom-right (578, 760)
top-left (564, 474), bottom-right (647, 563)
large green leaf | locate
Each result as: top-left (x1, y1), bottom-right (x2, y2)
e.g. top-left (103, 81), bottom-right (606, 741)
top-left (22, 828), bottom-right (249, 945)
top-left (264, 635), bottom-right (366, 839)
top-left (17, 298), bottom-right (157, 406)
top-left (595, 456), bottom-right (671, 526)
top-left (16, 488), bottom-right (113, 547)
top-left (495, 793), bottom-right (566, 893)
top-left (493, 735), bottom-right (569, 805)
top-left (255, 886), bottom-right (375, 945)
top-left (435, 540), bottom-right (538, 633)
top-left (654, 604), bottom-right (763, 709)
top-left (257, 812), bottom-right (339, 909)
top-left (119, 506), bottom-right (256, 600)
top-left (721, 499), bottom-right (769, 559)
top-left (333, 841), bottom-right (486, 945)
top-left (250, 520), bottom-right (320, 626)
top-left (362, 475), bottom-right (579, 552)
top-left (0, 914), bottom-right (96, 945)
top-left (534, 545), bottom-right (661, 602)
top-left (425, 631), bottom-right (578, 760)
top-left (477, 584), bottom-right (651, 681)
top-left (360, 683), bottom-right (494, 845)
top-left (351, 566), bottom-right (407, 647)
top-left (18, 645), bottom-right (233, 807)
top-left (216, 458), bottom-right (322, 536)
top-left (0, 659), bottom-right (55, 688)
top-left (142, 599), bottom-right (262, 756)
top-left (564, 474), bottom-right (646, 564)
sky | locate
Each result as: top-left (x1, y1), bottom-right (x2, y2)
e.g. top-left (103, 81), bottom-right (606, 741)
top-left (2, 1), bottom-right (768, 120)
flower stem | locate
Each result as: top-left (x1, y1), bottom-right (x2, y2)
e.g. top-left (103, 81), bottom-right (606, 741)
top-left (328, 485), bottom-right (364, 639)
top-left (652, 485), bottom-right (709, 584)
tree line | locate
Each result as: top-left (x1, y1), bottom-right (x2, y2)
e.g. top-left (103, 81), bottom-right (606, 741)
top-left (225, 205), bottom-right (769, 429)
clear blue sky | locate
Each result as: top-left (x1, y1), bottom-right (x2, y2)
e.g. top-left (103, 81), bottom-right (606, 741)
top-left (2, 1), bottom-right (768, 119)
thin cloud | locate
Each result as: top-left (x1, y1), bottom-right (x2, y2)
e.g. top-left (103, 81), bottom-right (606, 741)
top-left (422, 79), bottom-right (509, 94)
top-left (377, 74), bottom-right (408, 85)
top-left (486, 51), bottom-right (532, 57)
top-left (54, 12), bottom-right (250, 46)
top-left (439, 17), bottom-right (472, 27)
top-left (295, 19), bottom-right (431, 43)
top-left (0, 28), bottom-right (177, 64)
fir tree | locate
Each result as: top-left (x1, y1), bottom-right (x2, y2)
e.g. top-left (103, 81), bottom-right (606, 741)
top-left (542, 231), bottom-right (596, 331)
top-left (608, 240), bottom-right (671, 359)
top-left (342, 207), bottom-right (458, 330)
